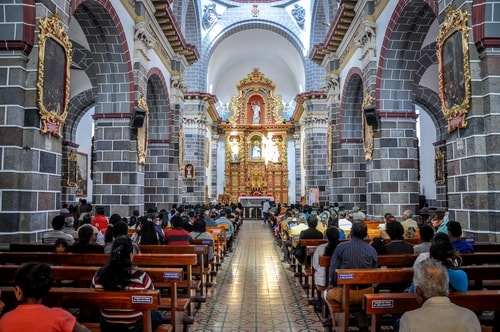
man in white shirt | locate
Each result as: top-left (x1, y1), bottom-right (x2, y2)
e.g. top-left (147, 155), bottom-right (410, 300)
top-left (262, 200), bottom-right (271, 225)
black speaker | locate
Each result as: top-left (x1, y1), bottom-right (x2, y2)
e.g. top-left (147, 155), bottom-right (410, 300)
top-left (130, 107), bottom-right (146, 128)
top-left (364, 105), bottom-right (379, 127)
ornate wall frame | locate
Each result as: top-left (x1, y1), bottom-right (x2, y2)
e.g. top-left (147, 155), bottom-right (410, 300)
top-left (436, 7), bottom-right (471, 132)
top-left (66, 150), bottom-right (78, 187)
top-left (76, 152), bottom-right (88, 197)
top-left (362, 92), bottom-right (374, 161)
top-left (37, 13), bottom-right (72, 137)
top-left (434, 148), bottom-right (446, 185)
top-left (135, 96), bottom-right (149, 164)
top-left (184, 163), bottom-right (195, 180)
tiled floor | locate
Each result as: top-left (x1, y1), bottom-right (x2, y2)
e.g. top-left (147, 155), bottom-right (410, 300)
top-left (189, 220), bottom-right (324, 332)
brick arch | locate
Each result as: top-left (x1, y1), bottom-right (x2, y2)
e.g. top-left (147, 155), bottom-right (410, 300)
top-left (146, 68), bottom-right (171, 142)
top-left (340, 68), bottom-right (364, 142)
top-left (414, 85), bottom-right (447, 141)
top-left (64, 89), bottom-right (95, 143)
top-left (69, 0), bottom-right (134, 115)
top-left (376, 0), bottom-right (438, 113)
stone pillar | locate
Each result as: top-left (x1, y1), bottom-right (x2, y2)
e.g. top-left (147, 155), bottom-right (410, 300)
top-left (293, 133), bottom-right (302, 203)
top-left (322, 73), bottom-right (341, 207)
top-left (181, 97), bottom-right (211, 204)
top-left (302, 97), bottom-right (329, 206)
top-left (367, 115), bottom-right (419, 218)
top-left (445, 2), bottom-right (500, 241)
top-left (210, 134), bottom-right (219, 201)
top-left (0, 5), bottom-right (67, 243)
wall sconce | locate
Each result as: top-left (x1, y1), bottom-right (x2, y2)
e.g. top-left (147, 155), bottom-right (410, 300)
top-left (130, 107), bottom-right (146, 128)
top-left (363, 105), bottom-right (379, 128)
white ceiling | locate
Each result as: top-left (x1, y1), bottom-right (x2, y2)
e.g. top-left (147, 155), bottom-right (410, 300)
top-left (206, 29), bottom-right (306, 105)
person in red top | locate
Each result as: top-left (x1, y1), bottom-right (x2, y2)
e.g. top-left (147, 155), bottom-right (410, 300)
top-left (91, 206), bottom-right (109, 244)
top-left (0, 262), bottom-right (90, 332)
top-left (164, 215), bottom-right (193, 245)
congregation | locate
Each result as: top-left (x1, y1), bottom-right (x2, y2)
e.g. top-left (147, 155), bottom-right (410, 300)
top-left (0, 200), bottom-right (496, 332)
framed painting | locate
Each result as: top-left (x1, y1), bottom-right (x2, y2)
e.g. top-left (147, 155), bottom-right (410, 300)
top-left (436, 7), bottom-right (471, 132)
top-left (184, 163), bottom-right (195, 180)
top-left (76, 152), bottom-right (88, 197)
top-left (434, 149), bottom-right (446, 185)
top-left (37, 13), bottom-right (72, 137)
top-left (66, 150), bottom-right (78, 187)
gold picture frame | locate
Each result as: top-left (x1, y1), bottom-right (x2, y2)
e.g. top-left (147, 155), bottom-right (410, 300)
top-left (362, 92), bottom-right (374, 161)
top-left (136, 95), bottom-right (149, 165)
top-left (434, 149), bottom-right (446, 185)
top-left (76, 152), bottom-right (88, 197)
top-left (37, 13), bottom-right (72, 137)
top-left (66, 150), bottom-right (78, 187)
top-left (436, 7), bottom-right (471, 132)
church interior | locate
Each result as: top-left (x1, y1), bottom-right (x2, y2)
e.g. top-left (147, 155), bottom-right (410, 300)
top-left (1, 1), bottom-right (500, 331)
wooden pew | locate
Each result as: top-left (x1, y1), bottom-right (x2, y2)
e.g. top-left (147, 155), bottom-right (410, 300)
top-left (330, 265), bottom-right (500, 332)
top-left (0, 265), bottom-right (185, 331)
top-left (377, 252), bottom-right (500, 268)
top-left (206, 227), bottom-right (226, 268)
top-left (364, 290), bottom-right (500, 332)
top-left (0, 287), bottom-right (170, 332)
top-left (139, 244), bottom-right (209, 299)
top-left (9, 242), bottom-right (56, 252)
top-left (0, 252), bottom-right (198, 318)
top-left (191, 238), bottom-right (217, 283)
top-left (295, 239), bottom-right (327, 296)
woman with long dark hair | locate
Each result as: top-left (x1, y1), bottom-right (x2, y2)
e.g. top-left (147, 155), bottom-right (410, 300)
top-left (91, 235), bottom-right (163, 331)
top-left (131, 216), bottom-right (161, 245)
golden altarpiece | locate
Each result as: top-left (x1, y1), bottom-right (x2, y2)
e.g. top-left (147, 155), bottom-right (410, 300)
top-left (220, 69), bottom-right (293, 204)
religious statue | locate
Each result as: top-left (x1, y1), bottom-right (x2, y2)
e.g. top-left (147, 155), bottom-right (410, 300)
top-left (252, 101), bottom-right (260, 124)
top-left (252, 141), bottom-right (261, 159)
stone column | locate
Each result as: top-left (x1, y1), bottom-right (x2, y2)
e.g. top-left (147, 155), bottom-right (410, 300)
top-left (210, 134), bottom-right (219, 201)
top-left (302, 98), bottom-right (329, 206)
top-left (322, 73), bottom-right (341, 207)
top-left (181, 96), bottom-right (211, 204)
top-left (0, 6), bottom-right (66, 243)
top-left (293, 133), bottom-right (302, 204)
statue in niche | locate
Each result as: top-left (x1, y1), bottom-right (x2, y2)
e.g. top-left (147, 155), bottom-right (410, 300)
top-left (252, 101), bottom-right (260, 123)
top-left (251, 141), bottom-right (261, 159)
top-left (202, 3), bottom-right (221, 30)
top-left (291, 4), bottom-right (305, 29)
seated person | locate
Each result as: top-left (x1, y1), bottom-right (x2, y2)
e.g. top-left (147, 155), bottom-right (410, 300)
top-left (413, 224), bottom-right (434, 254)
top-left (385, 221), bottom-right (414, 254)
top-left (400, 258), bottom-right (480, 332)
top-left (447, 221), bottom-right (474, 253)
top-left (410, 233), bottom-right (468, 292)
top-left (0, 262), bottom-right (89, 332)
top-left (70, 225), bottom-right (104, 253)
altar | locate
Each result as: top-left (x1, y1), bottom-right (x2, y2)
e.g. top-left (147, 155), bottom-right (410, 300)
top-left (220, 69), bottom-right (292, 206)
top-left (238, 196), bottom-right (273, 219)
